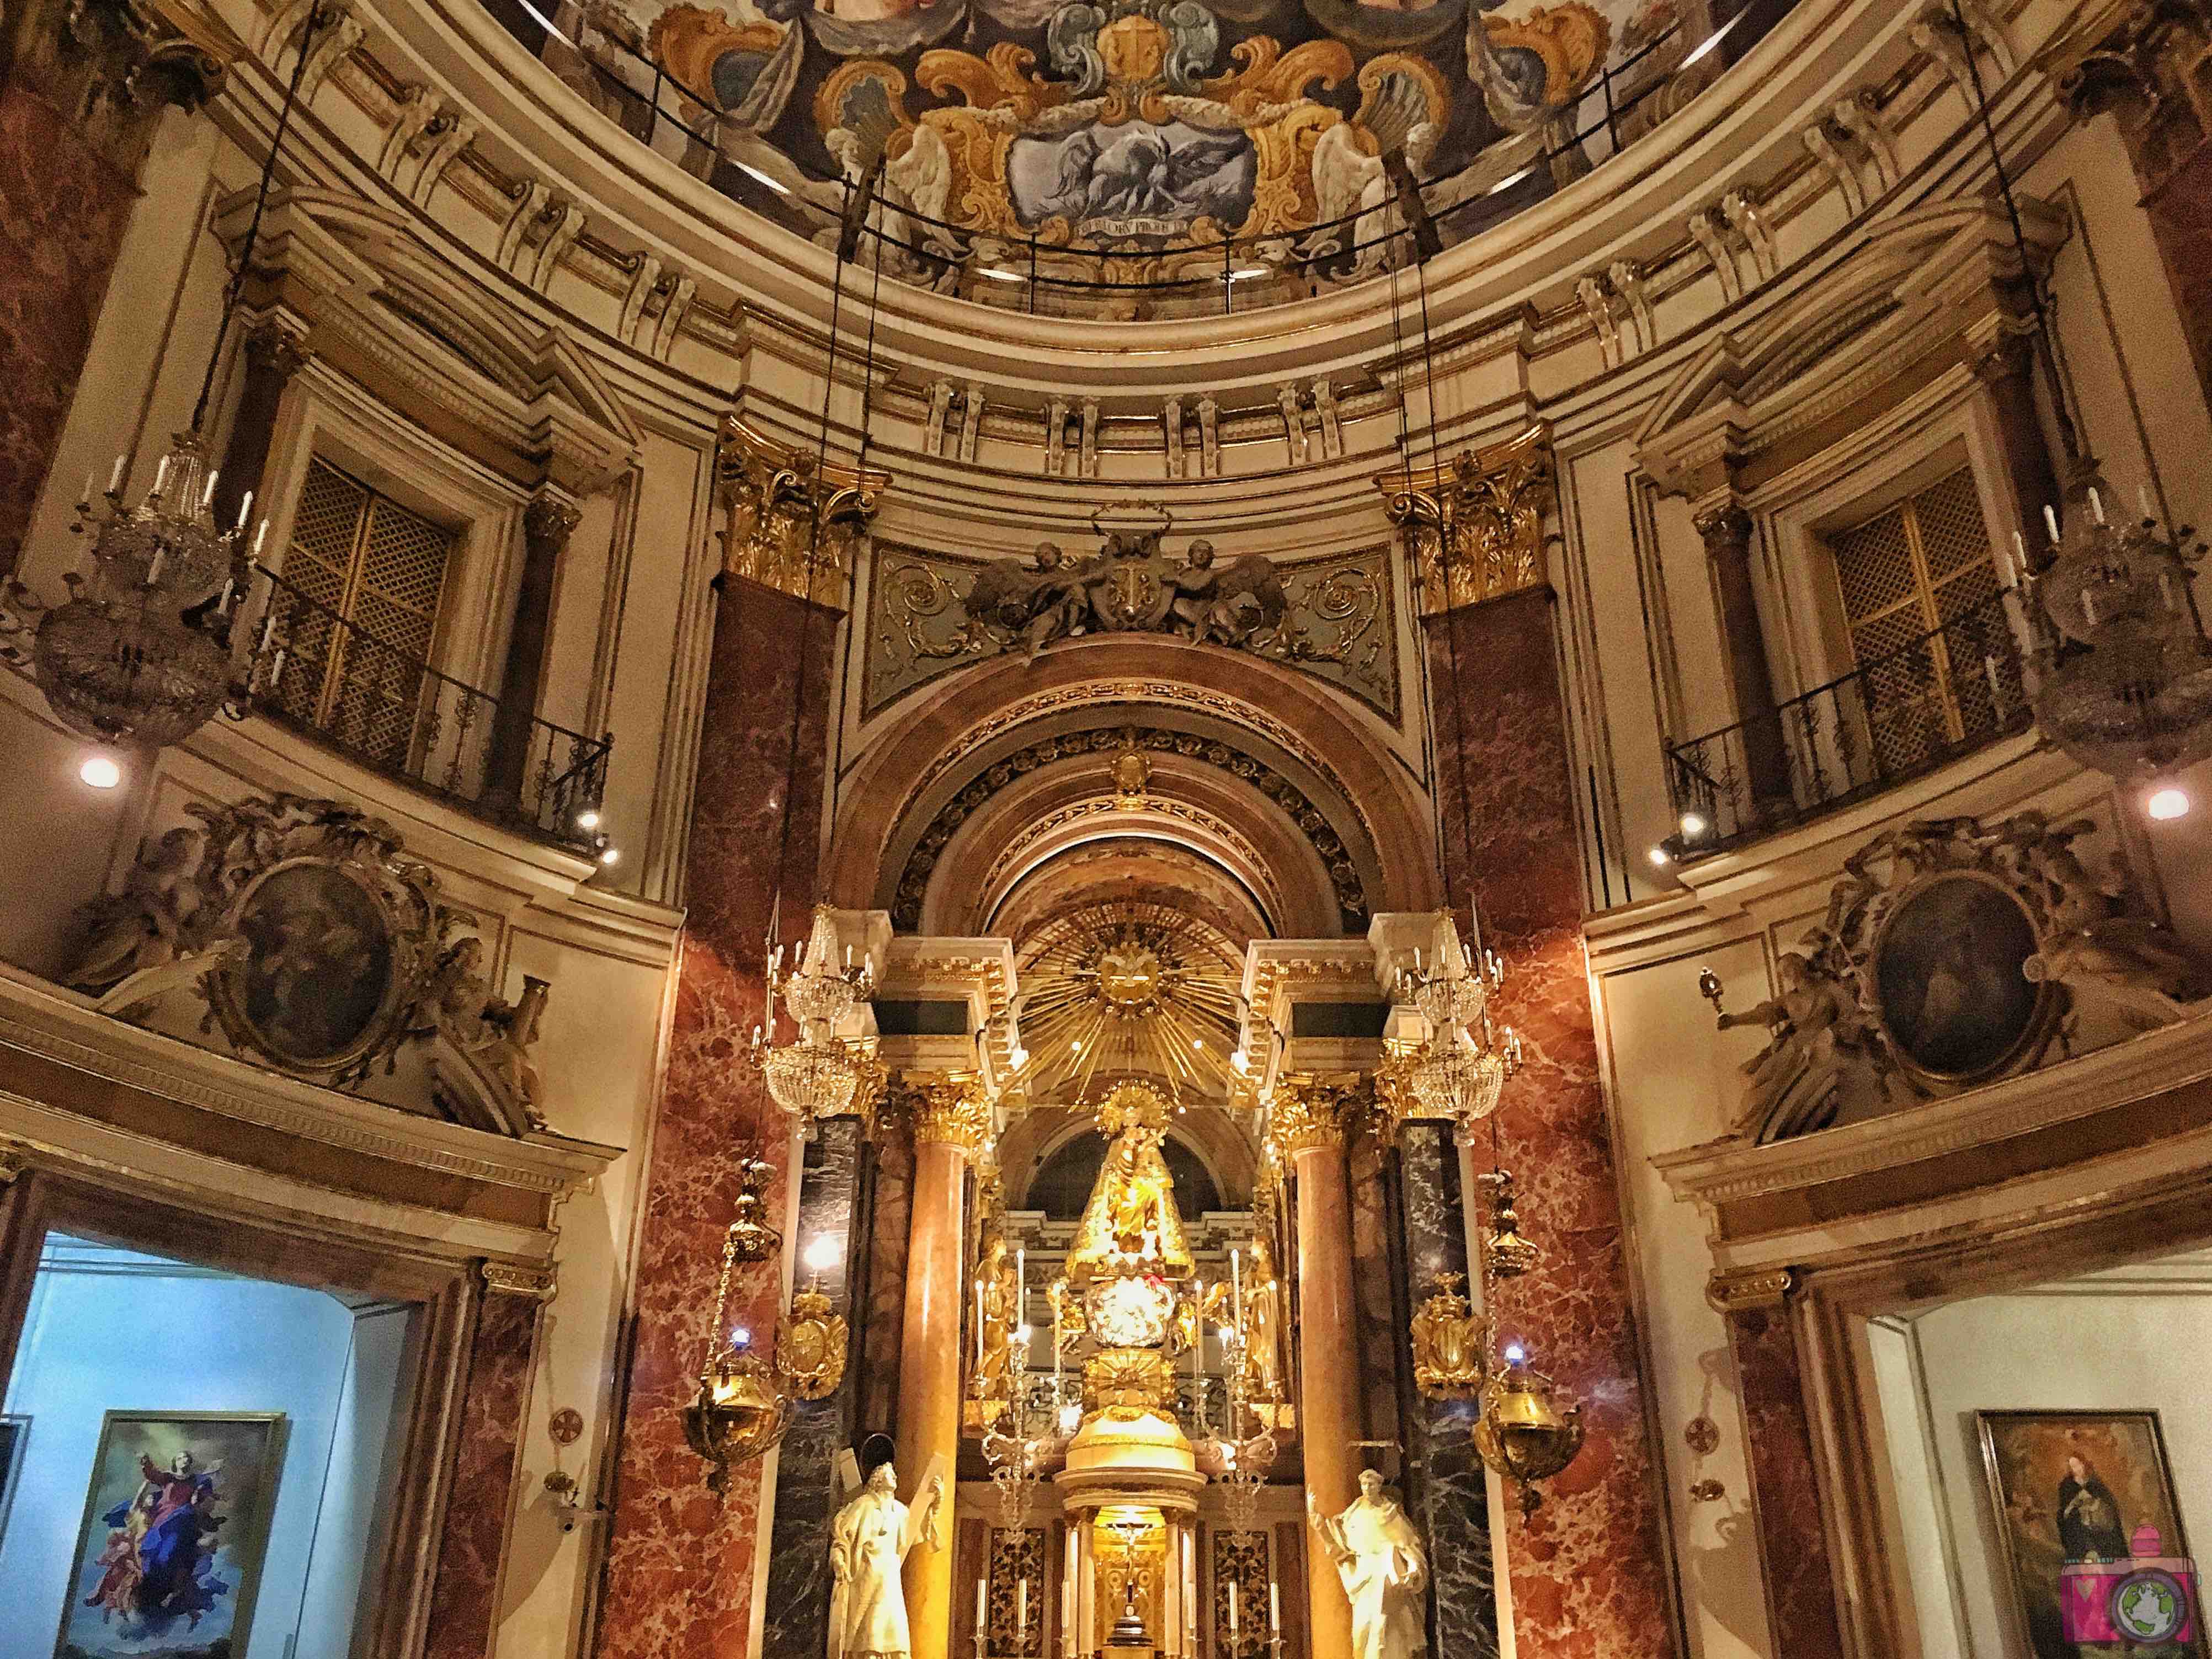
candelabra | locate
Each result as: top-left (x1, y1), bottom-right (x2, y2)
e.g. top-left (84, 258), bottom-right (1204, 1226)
top-left (1390, 910), bottom-right (1522, 1140)
top-left (979, 1335), bottom-right (1046, 1525)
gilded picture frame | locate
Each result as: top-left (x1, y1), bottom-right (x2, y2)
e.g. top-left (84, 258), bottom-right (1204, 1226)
top-left (1870, 868), bottom-right (2055, 1084)
top-left (1977, 1407), bottom-right (2206, 1659)
top-left (54, 1409), bottom-right (290, 1659)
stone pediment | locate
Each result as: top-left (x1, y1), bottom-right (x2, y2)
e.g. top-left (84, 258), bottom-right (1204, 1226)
top-left (216, 188), bottom-right (641, 495)
top-left (1636, 198), bottom-right (2068, 499)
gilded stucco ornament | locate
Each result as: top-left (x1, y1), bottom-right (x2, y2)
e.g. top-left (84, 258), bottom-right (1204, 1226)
top-left (777, 1283), bottom-right (851, 1400)
top-left (63, 793), bottom-right (551, 1132)
top-left (1703, 812), bottom-right (2210, 1143)
top-left (893, 1071), bottom-right (996, 1154)
top-left (1376, 424), bottom-right (1558, 615)
top-left (714, 414), bottom-right (888, 600)
top-left (1410, 1272), bottom-right (1485, 1399)
top-left (1263, 1072), bottom-right (1371, 1157)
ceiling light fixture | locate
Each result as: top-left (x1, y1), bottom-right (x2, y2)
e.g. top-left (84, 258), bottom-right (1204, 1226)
top-left (78, 753), bottom-right (122, 790)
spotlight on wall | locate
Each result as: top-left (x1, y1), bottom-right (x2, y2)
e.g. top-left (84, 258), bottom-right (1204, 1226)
top-left (1678, 810), bottom-right (1708, 839)
top-left (599, 845), bottom-right (621, 866)
top-left (78, 753), bottom-right (122, 790)
top-left (1648, 844), bottom-right (1672, 868)
top-left (2148, 786), bottom-right (2192, 822)
top-left (575, 808), bottom-right (601, 831)
top-left (802, 1235), bottom-right (841, 1275)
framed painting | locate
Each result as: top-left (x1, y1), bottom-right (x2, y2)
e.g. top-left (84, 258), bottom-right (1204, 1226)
top-left (0, 1413), bottom-right (28, 1553)
top-left (55, 1410), bottom-right (289, 1659)
top-left (1872, 868), bottom-right (2053, 1082)
top-left (1979, 1409), bottom-right (2208, 1659)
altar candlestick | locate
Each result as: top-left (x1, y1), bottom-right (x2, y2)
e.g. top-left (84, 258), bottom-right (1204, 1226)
top-left (1231, 1247), bottom-right (1243, 1328)
top-left (1268, 1582), bottom-right (1280, 1634)
top-left (1017, 1247), bottom-right (1026, 1322)
top-left (1229, 1582), bottom-right (1240, 1648)
top-left (1019, 1580), bottom-right (1028, 1649)
top-left (978, 1578), bottom-right (990, 1650)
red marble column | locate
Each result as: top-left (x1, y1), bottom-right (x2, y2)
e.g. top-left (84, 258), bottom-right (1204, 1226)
top-left (0, 0), bottom-right (224, 577)
top-left (2142, 148), bottom-right (2212, 418)
top-left (1724, 1296), bottom-right (1847, 1659)
top-left (1425, 585), bottom-right (1677, 1659)
top-left (597, 572), bottom-right (838, 1659)
top-left (424, 1269), bottom-right (551, 1659)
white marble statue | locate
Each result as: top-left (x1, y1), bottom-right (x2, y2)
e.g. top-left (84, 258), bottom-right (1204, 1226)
top-left (829, 1458), bottom-right (945, 1659)
top-left (1310, 1470), bottom-right (1430, 1659)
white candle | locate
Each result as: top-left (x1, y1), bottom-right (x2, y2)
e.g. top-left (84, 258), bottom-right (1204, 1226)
top-left (2045, 504), bottom-right (2061, 545)
top-left (107, 455), bottom-right (126, 494)
top-left (2091, 486), bottom-right (2106, 525)
top-left (1019, 1580), bottom-right (1029, 1646)
top-left (979, 1578), bottom-right (989, 1647)
top-left (1231, 1247), bottom-right (1243, 1328)
top-left (1229, 1583), bottom-right (1240, 1641)
top-left (236, 488), bottom-right (254, 531)
top-left (1017, 1247), bottom-right (1026, 1322)
top-left (80, 470), bottom-right (95, 508)
top-left (1268, 1582), bottom-right (1280, 1634)
top-left (978, 1281), bottom-right (987, 1368)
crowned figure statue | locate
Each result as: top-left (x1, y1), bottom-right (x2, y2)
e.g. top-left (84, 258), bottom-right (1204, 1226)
top-left (1065, 1084), bottom-right (1194, 1287)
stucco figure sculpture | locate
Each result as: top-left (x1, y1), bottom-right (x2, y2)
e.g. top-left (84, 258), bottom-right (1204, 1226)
top-left (829, 1459), bottom-right (946, 1659)
top-left (1310, 1469), bottom-right (1430, 1659)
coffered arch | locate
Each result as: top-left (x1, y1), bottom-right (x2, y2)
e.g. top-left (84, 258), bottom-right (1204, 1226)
top-left (824, 636), bottom-right (1442, 927)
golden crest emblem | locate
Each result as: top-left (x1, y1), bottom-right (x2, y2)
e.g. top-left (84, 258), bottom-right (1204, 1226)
top-left (776, 1285), bottom-right (850, 1401)
top-left (1410, 1271), bottom-right (1486, 1399)
top-left (1096, 14), bottom-right (1169, 84)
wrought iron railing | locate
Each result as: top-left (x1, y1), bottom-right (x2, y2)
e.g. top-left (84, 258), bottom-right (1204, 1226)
top-left (1664, 590), bottom-right (2034, 855)
top-left (478, 0), bottom-right (1800, 316)
top-left (251, 566), bottom-right (610, 848)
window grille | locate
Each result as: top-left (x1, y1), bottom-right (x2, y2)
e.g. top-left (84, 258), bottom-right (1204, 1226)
top-left (1829, 466), bottom-right (2006, 774)
top-left (276, 459), bottom-right (457, 770)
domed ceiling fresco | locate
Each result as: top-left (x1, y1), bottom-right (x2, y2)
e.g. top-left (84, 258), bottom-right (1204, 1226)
top-left (531, 0), bottom-right (1687, 301)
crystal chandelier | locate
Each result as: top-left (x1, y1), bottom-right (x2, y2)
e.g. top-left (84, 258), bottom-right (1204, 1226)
top-left (749, 905), bottom-right (881, 1132)
top-left (10, 7), bottom-right (331, 755)
top-left (2013, 489), bottom-right (2212, 787)
top-left (1393, 910), bottom-right (1522, 1140)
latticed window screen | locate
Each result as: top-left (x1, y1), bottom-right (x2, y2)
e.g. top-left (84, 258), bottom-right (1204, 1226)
top-left (1829, 466), bottom-right (2006, 774)
top-left (274, 458), bottom-right (457, 770)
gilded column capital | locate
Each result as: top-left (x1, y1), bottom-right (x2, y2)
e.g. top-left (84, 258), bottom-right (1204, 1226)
top-left (1372, 424), bottom-right (1555, 615)
top-left (893, 1072), bottom-right (995, 1157)
top-left (1266, 1074), bottom-right (1370, 1158)
top-left (482, 1258), bottom-right (559, 1301)
top-left (714, 414), bottom-right (889, 599)
top-left (1705, 1266), bottom-right (1795, 1315)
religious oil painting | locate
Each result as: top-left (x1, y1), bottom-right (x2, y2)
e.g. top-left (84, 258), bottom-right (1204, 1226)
top-left (0, 1414), bottom-right (29, 1553)
top-left (1979, 1409), bottom-right (2207, 1659)
top-left (1873, 870), bottom-right (2045, 1080)
top-left (228, 861), bottom-right (397, 1068)
top-left (55, 1411), bottom-right (289, 1659)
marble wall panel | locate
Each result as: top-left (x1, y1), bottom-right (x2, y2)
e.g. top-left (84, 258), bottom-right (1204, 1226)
top-left (425, 1287), bottom-right (543, 1659)
top-left (762, 1117), bottom-right (866, 1659)
top-left (1397, 1124), bottom-right (1500, 1659)
top-left (599, 575), bottom-right (839, 1659)
top-left (1347, 1135), bottom-right (1401, 1451)
top-left (1425, 588), bottom-right (1676, 1659)
top-left (1727, 1304), bottom-right (1846, 1659)
top-left (0, 87), bottom-right (135, 576)
top-left (856, 1125), bottom-right (913, 1439)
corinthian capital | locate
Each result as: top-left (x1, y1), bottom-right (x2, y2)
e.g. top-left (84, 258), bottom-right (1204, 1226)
top-left (1266, 1073), bottom-right (1371, 1157)
top-left (893, 1072), bottom-right (995, 1156)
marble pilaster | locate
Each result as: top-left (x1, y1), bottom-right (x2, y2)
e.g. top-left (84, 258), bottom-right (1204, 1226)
top-left (1725, 1295), bottom-right (1846, 1659)
top-left (599, 574), bottom-right (839, 1659)
top-left (761, 1116), bottom-right (867, 1659)
top-left (1396, 1124), bottom-right (1500, 1659)
top-left (1425, 586), bottom-right (1676, 1659)
top-left (424, 1273), bottom-right (548, 1659)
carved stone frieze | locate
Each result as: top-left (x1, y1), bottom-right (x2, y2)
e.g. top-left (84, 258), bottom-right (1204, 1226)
top-left (863, 529), bottom-right (1398, 719)
top-left (1374, 425), bottom-right (1558, 615)
top-left (715, 414), bottom-right (888, 600)
top-left (62, 793), bottom-right (553, 1134)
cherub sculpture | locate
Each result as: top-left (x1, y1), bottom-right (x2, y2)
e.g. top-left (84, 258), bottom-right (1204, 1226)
top-left (1714, 951), bottom-right (1914, 1142)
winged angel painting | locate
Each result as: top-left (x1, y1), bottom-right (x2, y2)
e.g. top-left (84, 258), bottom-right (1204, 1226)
top-left (551, 0), bottom-right (1673, 297)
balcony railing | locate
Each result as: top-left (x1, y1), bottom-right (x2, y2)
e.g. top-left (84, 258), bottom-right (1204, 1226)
top-left (254, 566), bottom-right (609, 850)
top-left (1665, 590), bottom-right (2034, 856)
